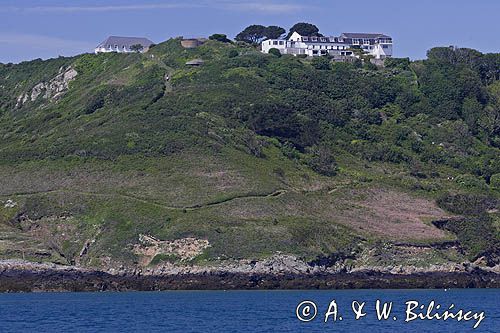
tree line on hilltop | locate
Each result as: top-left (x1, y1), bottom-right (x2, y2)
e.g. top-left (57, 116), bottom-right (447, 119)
top-left (207, 22), bottom-right (321, 45)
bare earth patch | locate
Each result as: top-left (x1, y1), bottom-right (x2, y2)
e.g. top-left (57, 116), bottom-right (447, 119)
top-left (133, 234), bottom-right (210, 266)
top-left (222, 187), bottom-right (452, 242)
top-left (329, 188), bottom-right (452, 241)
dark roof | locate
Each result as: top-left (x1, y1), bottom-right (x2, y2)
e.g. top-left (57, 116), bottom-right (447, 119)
top-left (96, 36), bottom-right (154, 48)
top-left (341, 33), bottom-right (391, 39)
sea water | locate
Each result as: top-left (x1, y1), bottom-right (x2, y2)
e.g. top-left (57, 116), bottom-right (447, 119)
top-left (0, 289), bottom-right (498, 332)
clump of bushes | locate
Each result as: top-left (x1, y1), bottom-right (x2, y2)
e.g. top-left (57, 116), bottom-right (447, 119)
top-left (455, 174), bottom-right (489, 191)
top-left (434, 215), bottom-right (498, 262)
top-left (436, 193), bottom-right (497, 216)
top-left (268, 48), bottom-right (282, 58)
top-left (436, 192), bottom-right (499, 262)
top-left (311, 56), bottom-right (331, 70)
top-left (490, 173), bottom-right (500, 191)
top-left (306, 145), bottom-right (338, 176)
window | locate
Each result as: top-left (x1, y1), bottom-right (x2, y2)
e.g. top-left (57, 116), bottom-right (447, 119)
top-left (382, 45), bottom-right (389, 49)
top-left (273, 41), bottom-right (278, 45)
top-left (279, 41), bottom-right (284, 45)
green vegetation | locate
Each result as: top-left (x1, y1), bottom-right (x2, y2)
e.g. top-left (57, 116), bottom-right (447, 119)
top-left (0, 38), bottom-right (498, 269)
top-left (268, 48), bottom-right (282, 58)
top-left (286, 22), bottom-right (321, 39)
top-left (130, 44), bottom-right (144, 53)
top-left (236, 25), bottom-right (285, 44)
top-left (209, 34), bottom-right (231, 43)
top-left (436, 193), bottom-right (498, 260)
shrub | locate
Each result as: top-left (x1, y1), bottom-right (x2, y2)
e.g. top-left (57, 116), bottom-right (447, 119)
top-left (311, 56), bottom-right (331, 70)
top-left (436, 193), bottom-right (497, 216)
top-left (490, 173), bottom-right (500, 190)
top-left (228, 49), bottom-right (239, 58)
top-left (306, 145), bottom-right (338, 176)
top-left (455, 174), bottom-right (488, 190)
top-left (84, 92), bottom-right (106, 114)
top-left (363, 61), bottom-right (378, 70)
top-left (209, 34), bottom-right (231, 43)
top-left (385, 57), bottom-right (410, 70)
top-left (268, 48), bottom-right (282, 57)
top-left (434, 215), bottom-right (498, 260)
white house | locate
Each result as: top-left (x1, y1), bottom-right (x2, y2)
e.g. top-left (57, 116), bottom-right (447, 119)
top-left (262, 32), bottom-right (354, 58)
top-left (261, 31), bottom-right (393, 59)
top-left (95, 36), bottom-right (154, 54)
top-left (340, 33), bottom-right (393, 59)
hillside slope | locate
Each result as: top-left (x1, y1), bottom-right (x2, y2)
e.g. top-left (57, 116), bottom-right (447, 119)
top-left (0, 39), bottom-right (498, 274)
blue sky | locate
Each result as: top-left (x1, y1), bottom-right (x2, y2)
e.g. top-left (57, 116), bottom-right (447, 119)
top-left (1, 0), bottom-right (499, 63)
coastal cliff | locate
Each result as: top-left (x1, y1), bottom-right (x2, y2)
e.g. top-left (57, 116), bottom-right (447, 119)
top-left (0, 258), bottom-right (498, 292)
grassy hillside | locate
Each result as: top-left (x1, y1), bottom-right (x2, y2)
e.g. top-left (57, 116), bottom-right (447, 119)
top-left (0, 39), bottom-right (498, 269)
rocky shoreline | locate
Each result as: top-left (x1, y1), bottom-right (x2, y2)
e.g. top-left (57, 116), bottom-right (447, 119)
top-left (0, 257), bottom-right (499, 292)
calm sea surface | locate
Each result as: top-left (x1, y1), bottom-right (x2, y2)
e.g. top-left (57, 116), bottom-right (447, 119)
top-left (0, 289), bottom-right (497, 332)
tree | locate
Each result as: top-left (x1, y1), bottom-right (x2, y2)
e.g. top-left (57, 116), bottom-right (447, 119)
top-left (268, 48), bottom-right (282, 57)
top-left (209, 34), bottom-right (231, 43)
top-left (461, 97), bottom-right (483, 133)
top-left (474, 53), bottom-right (500, 84)
top-left (287, 22), bottom-right (321, 39)
top-left (479, 105), bottom-right (500, 146)
top-left (130, 44), bottom-right (144, 53)
top-left (265, 26), bottom-right (285, 39)
top-left (236, 25), bottom-right (267, 44)
top-left (427, 46), bottom-right (482, 66)
top-left (236, 25), bottom-right (286, 44)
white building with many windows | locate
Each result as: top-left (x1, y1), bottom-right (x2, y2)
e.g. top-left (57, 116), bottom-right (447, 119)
top-left (261, 31), bottom-right (393, 59)
top-left (94, 36), bottom-right (154, 54)
top-left (340, 33), bottom-right (393, 59)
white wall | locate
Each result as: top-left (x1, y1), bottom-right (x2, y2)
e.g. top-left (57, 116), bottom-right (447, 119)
top-left (261, 32), bottom-right (392, 59)
top-left (261, 40), bottom-right (287, 53)
top-left (369, 43), bottom-right (393, 59)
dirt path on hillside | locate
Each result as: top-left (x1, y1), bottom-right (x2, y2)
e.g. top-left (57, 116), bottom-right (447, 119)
top-left (6, 188), bottom-right (287, 211)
